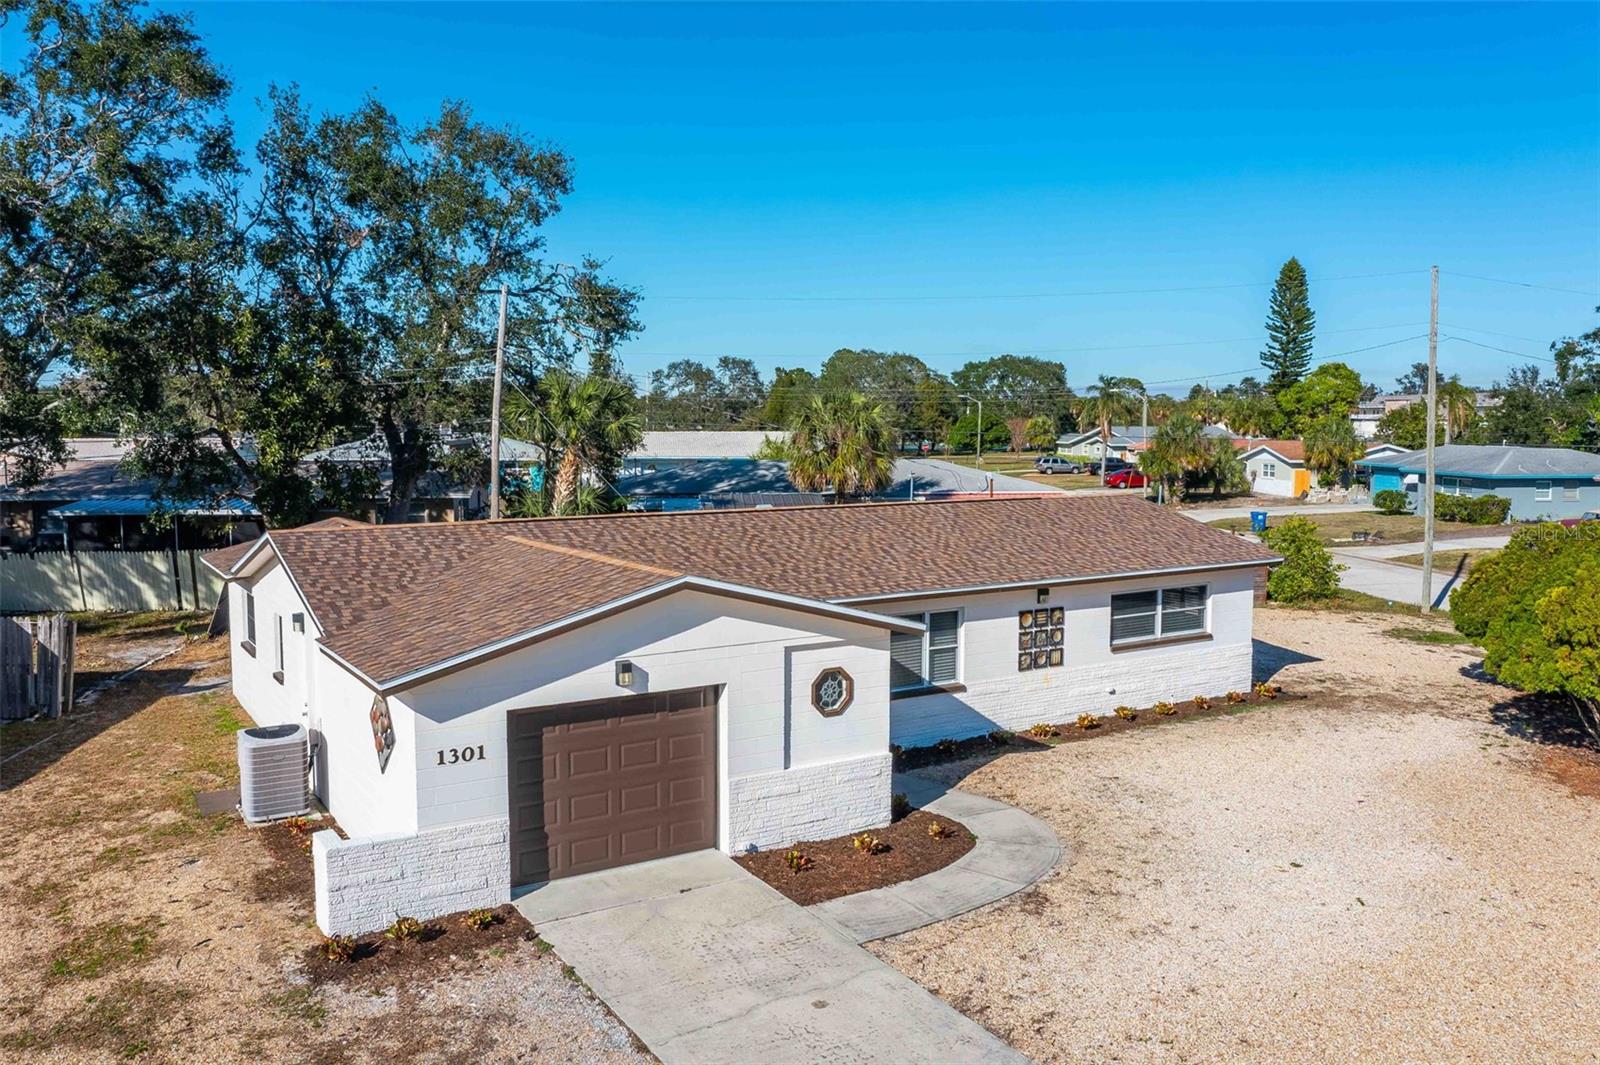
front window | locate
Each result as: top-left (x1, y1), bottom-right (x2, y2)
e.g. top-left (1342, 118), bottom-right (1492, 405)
top-left (1535, 481), bottom-right (1553, 501)
top-left (244, 589), bottom-right (257, 647)
top-left (891, 609), bottom-right (961, 690)
top-left (1563, 484), bottom-right (1580, 502)
top-left (1110, 585), bottom-right (1208, 645)
top-left (1261, 461), bottom-right (1277, 479)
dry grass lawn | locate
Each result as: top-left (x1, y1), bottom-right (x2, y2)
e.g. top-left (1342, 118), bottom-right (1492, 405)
top-left (1387, 548), bottom-right (1499, 575)
top-left (0, 628), bottom-right (650, 1065)
top-left (1206, 511), bottom-right (1484, 544)
top-left (872, 609), bottom-right (1600, 1064)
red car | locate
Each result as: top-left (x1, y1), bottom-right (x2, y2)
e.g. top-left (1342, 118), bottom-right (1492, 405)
top-left (1105, 468), bottom-right (1148, 489)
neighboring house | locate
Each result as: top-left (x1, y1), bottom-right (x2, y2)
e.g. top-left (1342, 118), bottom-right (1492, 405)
top-left (1357, 444), bottom-right (1600, 520)
top-left (1239, 441), bottom-right (1312, 498)
top-left (622, 431), bottom-right (787, 475)
top-left (203, 495), bottom-right (1277, 934)
top-left (304, 433), bottom-right (545, 523)
top-left (617, 457), bottom-right (1060, 510)
top-left (0, 437), bottom-right (262, 553)
top-left (1056, 424), bottom-right (1231, 461)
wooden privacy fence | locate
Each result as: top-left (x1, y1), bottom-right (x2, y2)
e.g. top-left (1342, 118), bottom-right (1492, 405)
top-left (0, 549), bottom-right (224, 614)
top-left (1, 613), bottom-right (76, 721)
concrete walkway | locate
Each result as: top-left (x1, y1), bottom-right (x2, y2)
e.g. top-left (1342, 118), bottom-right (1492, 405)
top-left (1333, 533), bottom-right (1511, 560)
top-left (812, 773), bottom-right (1063, 944)
top-left (514, 850), bottom-right (1025, 1065)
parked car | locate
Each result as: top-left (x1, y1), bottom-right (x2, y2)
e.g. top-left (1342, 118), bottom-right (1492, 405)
top-left (1086, 458), bottom-right (1130, 476)
top-left (1034, 455), bottom-right (1082, 475)
top-left (1558, 511), bottom-right (1600, 527)
top-left (1105, 468), bottom-right (1149, 489)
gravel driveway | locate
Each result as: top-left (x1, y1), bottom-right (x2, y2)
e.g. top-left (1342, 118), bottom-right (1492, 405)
top-left (872, 608), bottom-right (1600, 1064)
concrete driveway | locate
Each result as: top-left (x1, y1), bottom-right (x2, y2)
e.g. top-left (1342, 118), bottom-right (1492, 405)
top-left (514, 850), bottom-right (1025, 1065)
top-left (1331, 533), bottom-right (1508, 608)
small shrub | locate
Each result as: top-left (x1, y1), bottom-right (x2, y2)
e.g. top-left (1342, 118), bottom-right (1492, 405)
top-left (1075, 712), bottom-right (1100, 730)
top-left (988, 729), bottom-right (1014, 746)
top-left (1373, 489), bottom-right (1409, 515)
top-left (1114, 705), bottom-right (1136, 720)
top-left (1435, 493), bottom-right (1511, 525)
top-left (1260, 517), bottom-right (1345, 602)
top-left (851, 833), bottom-right (887, 855)
top-left (384, 916), bottom-right (424, 943)
top-left (934, 738), bottom-right (958, 757)
top-left (1254, 682), bottom-right (1280, 700)
top-left (927, 821), bottom-right (952, 840)
top-left (1226, 690), bottom-right (1246, 704)
top-left (318, 935), bottom-right (357, 963)
top-left (784, 849), bottom-right (813, 873)
top-left (1191, 695), bottom-right (1211, 710)
top-left (891, 792), bottom-right (911, 820)
top-left (1153, 701), bottom-right (1177, 716)
top-left (1026, 722), bottom-right (1059, 738)
top-left (461, 908), bottom-right (499, 932)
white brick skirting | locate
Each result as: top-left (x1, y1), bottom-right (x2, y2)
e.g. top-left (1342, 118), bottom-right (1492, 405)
top-left (890, 642), bottom-right (1254, 748)
top-left (313, 818), bottom-right (511, 936)
top-left (727, 752), bottom-right (892, 854)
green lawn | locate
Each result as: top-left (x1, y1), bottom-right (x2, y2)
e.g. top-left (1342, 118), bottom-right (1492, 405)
top-left (934, 453), bottom-right (1106, 489)
top-left (1207, 511), bottom-right (1486, 545)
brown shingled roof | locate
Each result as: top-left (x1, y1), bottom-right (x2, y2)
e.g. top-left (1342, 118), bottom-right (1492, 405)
top-left (211, 495), bottom-right (1276, 688)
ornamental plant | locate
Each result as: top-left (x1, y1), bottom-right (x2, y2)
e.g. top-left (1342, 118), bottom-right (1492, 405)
top-left (927, 821), bottom-right (952, 840)
top-left (1192, 695), bottom-right (1212, 710)
top-left (1452, 523), bottom-right (1600, 744)
top-left (1260, 517), bottom-right (1344, 603)
top-left (891, 793), bottom-right (911, 821)
top-left (1075, 713), bottom-right (1099, 730)
top-left (851, 833), bottom-right (887, 855)
top-left (1254, 682), bottom-right (1281, 700)
top-left (318, 935), bottom-right (358, 963)
top-left (385, 916), bottom-right (424, 943)
top-left (1226, 690), bottom-right (1247, 704)
top-left (1026, 722), bottom-right (1059, 738)
top-left (784, 849), bottom-right (812, 873)
top-left (1114, 706), bottom-right (1137, 720)
top-left (1373, 489), bottom-right (1409, 515)
top-left (1153, 701), bottom-right (1177, 716)
top-left (461, 908), bottom-right (499, 932)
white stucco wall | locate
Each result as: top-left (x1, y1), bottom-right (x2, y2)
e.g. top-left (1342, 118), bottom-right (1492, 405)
top-left (880, 567), bottom-right (1258, 747)
top-left (392, 590), bottom-right (894, 856)
top-left (228, 561), bottom-right (312, 730)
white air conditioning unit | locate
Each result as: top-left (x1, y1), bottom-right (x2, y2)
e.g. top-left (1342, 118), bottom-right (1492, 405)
top-left (237, 724), bottom-right (310, 823)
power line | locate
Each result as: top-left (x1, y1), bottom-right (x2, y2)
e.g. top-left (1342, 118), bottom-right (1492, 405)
top-left (1443, 335), bottom-right (1557, 364)
top-left (1442, 270), bottom-right (1600, 298)
top-left (641, 269), bottom-right (1426, 303)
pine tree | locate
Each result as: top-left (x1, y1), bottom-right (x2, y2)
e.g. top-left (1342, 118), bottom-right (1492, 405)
top-left (1260, 257), bottom-right (1316, 393)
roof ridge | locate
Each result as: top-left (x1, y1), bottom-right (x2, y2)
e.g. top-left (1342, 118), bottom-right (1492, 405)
top-left (505, 535), bottom-right (684, 578)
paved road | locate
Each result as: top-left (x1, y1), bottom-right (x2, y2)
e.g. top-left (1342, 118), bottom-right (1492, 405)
top-left (515, 850), bottom-right (1025, 1065)
top-left (1179, 501), bottom-right (1374, 523)
top-left (1334, 533), bottom-right (1512, 560)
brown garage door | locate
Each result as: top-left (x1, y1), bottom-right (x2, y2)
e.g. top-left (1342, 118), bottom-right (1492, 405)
top-left (508, 687), bottom-right (717, 885)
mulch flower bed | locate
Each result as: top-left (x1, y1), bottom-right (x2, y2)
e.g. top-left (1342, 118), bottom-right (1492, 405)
top-left (735, 809), bottom-right (976, 906)
top-left (251, 814), bottom-right (345, 904)
top-left (303, 905), bottom-right (540, 986)
top-left (894, 685), bottom-right (1301, 770)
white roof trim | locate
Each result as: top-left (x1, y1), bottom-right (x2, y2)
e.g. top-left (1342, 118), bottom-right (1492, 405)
top-left (829, 558), bottom-right (1280, 606)
top-left (204, 534), bottom-right (326, 637)
top-left (1239, 445), bottom-right (1304, 464)
top-left (323, 575), bottom-right (926, 694)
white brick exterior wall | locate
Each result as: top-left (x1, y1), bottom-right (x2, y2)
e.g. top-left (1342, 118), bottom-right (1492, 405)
top-left (727, 751), bottom-right (892, 852)
top-left (313, 819), bottom-right (510, 936)
top-left (881, 567), bottom-right (1258, 748)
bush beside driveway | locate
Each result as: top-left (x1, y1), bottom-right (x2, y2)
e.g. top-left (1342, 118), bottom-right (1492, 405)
top-left (869, 608), bottom-right (1600, 1064)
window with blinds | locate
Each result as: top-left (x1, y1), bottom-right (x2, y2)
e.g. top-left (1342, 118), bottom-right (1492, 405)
top-left (1110, 585), bottom-right (1208, 645)
top-left (891, 609), bottom-right (961, 690)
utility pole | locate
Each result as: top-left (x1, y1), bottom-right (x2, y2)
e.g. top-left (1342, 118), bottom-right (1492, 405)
top-left (487, 283), bottom-right (509, 520)
top-left (1139, 390), bottom-right (1149, 499)
top-left (960, 393), bottom-right (984, 466)
top-left (1420, 265), bottom-right (1438, 613)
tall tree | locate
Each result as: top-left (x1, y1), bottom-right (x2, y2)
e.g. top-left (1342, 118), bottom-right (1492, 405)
top-left (818, 349), bottom-right (950, 434)
top-left (248, 90), bottom-right (640, 523)
top-left (951, 354), bottom-right (1072, 428)
top-left (643, 356), bottom-right (764, 429)
top-left (1072, 375), bottom-right (1140, 475)
top-left (784, 392), bottom-right (896, 500)
top-left (1260, 257), bottom-right (1316, 393)
top-left (1, 0), bottom-right (233, 485)
top-left (1275, 361), bottom-right (1363, 435)
top-left (756, 366), bottom-right (818, 429)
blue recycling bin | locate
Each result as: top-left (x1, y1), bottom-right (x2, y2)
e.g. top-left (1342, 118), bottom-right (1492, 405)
top-left (1250, 510), bottom-right (1268, 533)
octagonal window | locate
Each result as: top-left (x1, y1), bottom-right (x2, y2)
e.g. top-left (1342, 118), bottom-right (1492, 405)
top-left (811, 667), bottom-right (854, 717)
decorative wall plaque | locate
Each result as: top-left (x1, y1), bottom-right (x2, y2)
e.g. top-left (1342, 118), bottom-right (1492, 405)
top-left (370, 694), bottom-right (395, 773)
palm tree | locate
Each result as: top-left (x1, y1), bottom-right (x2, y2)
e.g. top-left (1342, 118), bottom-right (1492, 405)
top-left (785, 392), bottom-right (896, 501)
top-left (1141, 415), bottom-right (1212, 502)
top-left (530, 369), bottom-right (644, 515)
top-left (1302, 414), bottom-right (1365, 487)
top-left (1438, 380), bottom-right (1477, 443)
top-left (1073, 375), bottom-right (1140, 482)
top-left (1223, 394), bottom-right (1276, 439)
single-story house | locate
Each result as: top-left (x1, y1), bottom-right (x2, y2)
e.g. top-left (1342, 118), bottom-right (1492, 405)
top-left (304, 433), bottom-right (545, 523)
top-left (203, 495), bottom-right (1277, 934)
top-left (1356, 443), bottom-right (1600, 521)
top-left (1239, 440), bottom-right (1311, 498)
top-left (620, 431), bottom-right (787, 476)
top-left (1056, 424), bottom-right (1232, 462)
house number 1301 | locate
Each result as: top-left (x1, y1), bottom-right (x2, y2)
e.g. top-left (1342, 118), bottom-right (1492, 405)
top-left (436, 745), bottom-right (486, 766)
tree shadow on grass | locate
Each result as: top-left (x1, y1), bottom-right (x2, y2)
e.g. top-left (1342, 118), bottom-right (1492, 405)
top-left (0, 666), bottom-right (198, 791)
top-left (1253, 638), bottom-right (1321, 684)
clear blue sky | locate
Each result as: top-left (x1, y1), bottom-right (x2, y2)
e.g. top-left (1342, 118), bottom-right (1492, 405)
top-left (35, 2), bottom-right (1600, 393)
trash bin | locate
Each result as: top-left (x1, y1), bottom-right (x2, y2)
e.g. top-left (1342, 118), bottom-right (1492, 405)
top-left (1250, 510), bottom-right (1268, 533)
